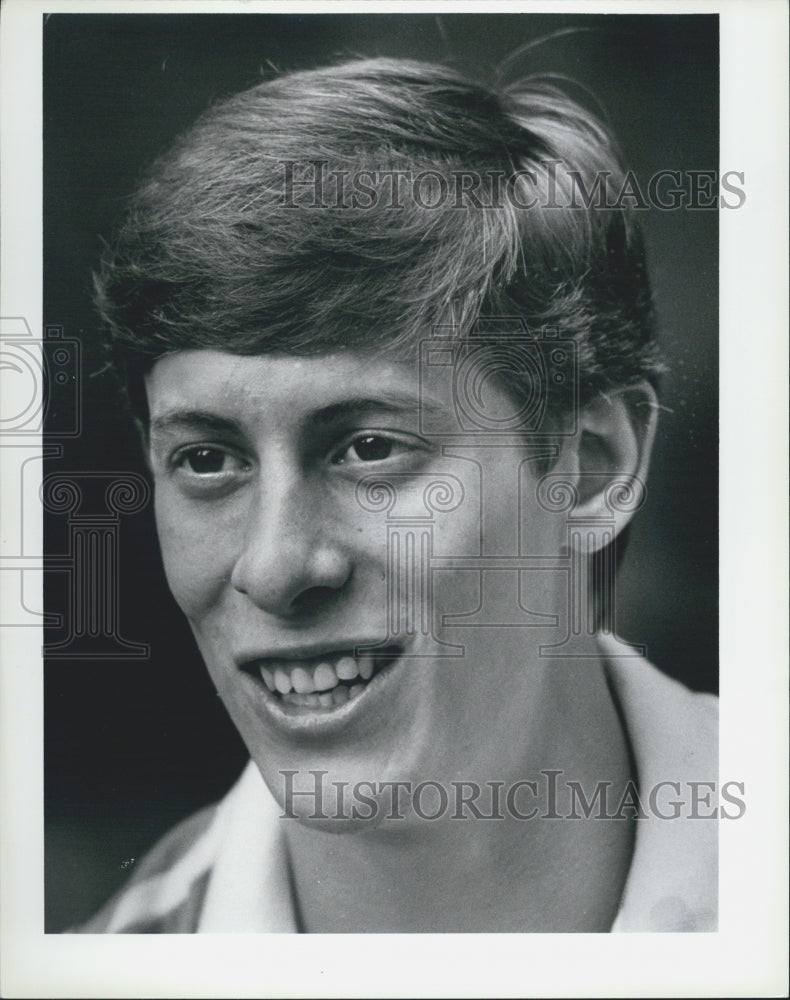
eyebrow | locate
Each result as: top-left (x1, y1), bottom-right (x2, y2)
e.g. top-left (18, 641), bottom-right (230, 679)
top-left (311, 394), bottom-right (443, 424)
top-left (149, 410), bottom-right (243, 437)
top-left (148, 394), bottom-right (443, 436)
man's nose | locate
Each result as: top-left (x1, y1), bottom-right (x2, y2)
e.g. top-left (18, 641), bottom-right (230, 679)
top-left (230, 474), bottom-right (352, 617)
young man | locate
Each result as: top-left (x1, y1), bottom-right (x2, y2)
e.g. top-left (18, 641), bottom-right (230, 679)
top-left (78, 58), bottom-right (717, 933)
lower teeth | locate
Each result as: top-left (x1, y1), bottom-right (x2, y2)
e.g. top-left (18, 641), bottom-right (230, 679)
top-left (281, 682), bottom-right (365, 708)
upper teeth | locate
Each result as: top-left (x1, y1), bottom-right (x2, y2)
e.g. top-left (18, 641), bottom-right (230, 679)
top-left (259, 653), bottom-right (374, 695)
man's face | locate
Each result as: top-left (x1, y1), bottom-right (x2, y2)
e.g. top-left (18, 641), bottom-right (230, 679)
top-left (146, 348), bottom-right (571, 824)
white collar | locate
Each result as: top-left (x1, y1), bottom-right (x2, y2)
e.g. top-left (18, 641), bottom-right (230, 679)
top-left (601, 635), bottom-right (718, 931)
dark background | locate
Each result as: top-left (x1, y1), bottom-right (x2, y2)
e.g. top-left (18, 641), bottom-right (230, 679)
top-left (43, 13), bottom-right (718, 931)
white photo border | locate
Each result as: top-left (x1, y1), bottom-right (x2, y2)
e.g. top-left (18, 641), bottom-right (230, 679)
top-left (1, 0), bottom-right (787, 996)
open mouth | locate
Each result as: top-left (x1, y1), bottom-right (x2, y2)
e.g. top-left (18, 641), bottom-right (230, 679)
top-left (247, 646), bottom-right (403, 710)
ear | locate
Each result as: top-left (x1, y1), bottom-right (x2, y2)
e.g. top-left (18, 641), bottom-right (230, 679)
top-left (553, 381), bottom-right (659, 549)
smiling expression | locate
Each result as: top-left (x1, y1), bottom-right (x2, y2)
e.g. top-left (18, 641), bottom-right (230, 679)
top-left (145, 347), bottom-right (572, 821)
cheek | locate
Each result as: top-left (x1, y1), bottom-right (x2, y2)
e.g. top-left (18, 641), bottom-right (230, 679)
top-left (154, 488), bottom-right (233, 617)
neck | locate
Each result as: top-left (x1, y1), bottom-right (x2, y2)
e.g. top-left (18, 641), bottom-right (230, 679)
top-left (284, 653), bottom-right (635, 933)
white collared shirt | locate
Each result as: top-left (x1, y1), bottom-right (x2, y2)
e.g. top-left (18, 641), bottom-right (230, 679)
top-left (79, 639), bottom-right (718, 934)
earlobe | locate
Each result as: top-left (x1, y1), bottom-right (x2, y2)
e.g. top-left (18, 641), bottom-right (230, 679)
top-left (553, 382), bottom-right (659, 548)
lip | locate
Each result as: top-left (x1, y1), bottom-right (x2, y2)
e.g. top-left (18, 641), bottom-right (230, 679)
top-left (234, 640), bottom-right (390, 668)
top-left (236, 642), bottom-right (409, 737)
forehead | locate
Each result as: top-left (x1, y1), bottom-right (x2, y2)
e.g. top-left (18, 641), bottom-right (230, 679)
top-left (144, 348), bottom-right (436, 429)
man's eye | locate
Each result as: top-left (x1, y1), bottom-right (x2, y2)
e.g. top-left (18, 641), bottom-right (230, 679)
top-left (334, 434), bottom-right (401, 464)
top-left (350, 435), bottom-right (393, 462)
top-left (174, 446), bottom-right (249, 478)
top-left (185, 447), bottom-right (225, 473)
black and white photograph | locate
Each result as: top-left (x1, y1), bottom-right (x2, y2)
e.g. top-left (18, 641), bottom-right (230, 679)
top-left (0, 1), bottom-right (787, 996)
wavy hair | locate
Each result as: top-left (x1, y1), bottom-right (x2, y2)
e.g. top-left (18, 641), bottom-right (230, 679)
top-left (94, 57), bottom-right (661, 423)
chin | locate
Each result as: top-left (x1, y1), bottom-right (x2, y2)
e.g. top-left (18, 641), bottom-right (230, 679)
top-left (251, 746), bottom-right (428, 837)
